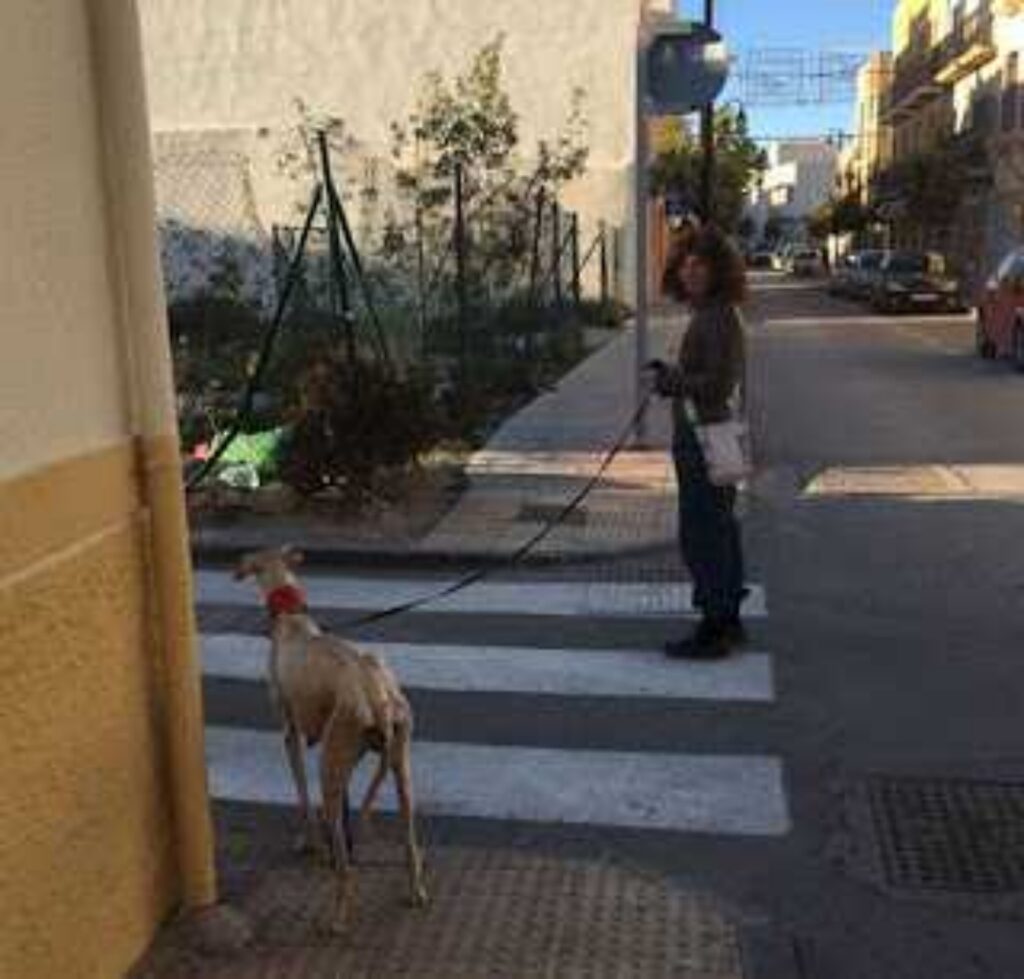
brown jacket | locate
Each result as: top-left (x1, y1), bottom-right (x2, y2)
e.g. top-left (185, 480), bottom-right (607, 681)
top-left (659, 300), bottom-right (745, 429)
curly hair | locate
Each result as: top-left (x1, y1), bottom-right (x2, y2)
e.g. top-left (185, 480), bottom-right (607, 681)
top-left (660, 218), bottom-right (699, 301)
top-left (664, 225), bottom-right (747, 306)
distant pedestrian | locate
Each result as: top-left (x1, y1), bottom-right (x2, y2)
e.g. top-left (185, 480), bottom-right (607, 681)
top-left (648, 227), bottom-right (748, 659)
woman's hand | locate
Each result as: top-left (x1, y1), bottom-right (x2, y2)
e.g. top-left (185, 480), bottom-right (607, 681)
top-left (643, 360), bottom-right (672, 396)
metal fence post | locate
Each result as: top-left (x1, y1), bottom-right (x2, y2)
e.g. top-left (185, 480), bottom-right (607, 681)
top-left (599, 220), bottom-right (610, 307)
top-left (318, 131), bottom-right (356, 366)
top-left (529, 187), bottom-right (545, 305)
top-left (454, 160), bottom-right (468, 373)
top-left (551, 199), bottom-right (562, 307)
top-left (571, 212), bottom-right (582, 307)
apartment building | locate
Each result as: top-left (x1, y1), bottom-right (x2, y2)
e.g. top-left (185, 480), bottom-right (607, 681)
top-left (876, 0), bottom-right (1024, 280)
top-left (746, 140), bottom-right (839, 241)
top-left (842, 53), bottom-right (894, 204)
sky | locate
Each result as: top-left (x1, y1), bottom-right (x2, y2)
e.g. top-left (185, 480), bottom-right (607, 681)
top-left (674, 0), bottom-right (895, 144)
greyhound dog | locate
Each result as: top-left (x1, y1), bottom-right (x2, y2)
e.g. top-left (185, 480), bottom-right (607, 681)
top-left (234, 547), bottom-right (428, 931)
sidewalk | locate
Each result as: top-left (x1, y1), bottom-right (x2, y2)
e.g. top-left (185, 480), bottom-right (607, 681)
top-left (191, 317), bottom-right (683, 566)
top-left (132, 832), bottom-right (748, 979)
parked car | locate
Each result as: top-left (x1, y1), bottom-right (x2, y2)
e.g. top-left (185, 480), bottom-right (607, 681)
top-left (776, 243), bottom-right (796, 274)
top-left (870, 251), bottom-right (965, 314)
top-left (976, 246), bottom-right (1024, 368)
top-left (747, 250), bottom-right (780, 270)
top-left (790, 248), bottom-right (826, 277)
top-left (829, 252), bottom-right (863, 297)
top-left (848, 249), bottom-right (887, 301)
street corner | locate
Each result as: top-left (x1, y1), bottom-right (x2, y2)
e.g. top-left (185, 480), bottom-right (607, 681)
top-left (133, 840), bottom-right (748, 979)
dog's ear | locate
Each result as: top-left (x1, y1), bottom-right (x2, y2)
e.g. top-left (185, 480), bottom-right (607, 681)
top-left (282, 546), bottom-right (305, 569)
top-left (233, 555), bottom-right (257, 581)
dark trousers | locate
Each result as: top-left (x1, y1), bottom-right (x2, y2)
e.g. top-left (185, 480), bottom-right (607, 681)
top-left (673, 425), bottom-right (746, 622)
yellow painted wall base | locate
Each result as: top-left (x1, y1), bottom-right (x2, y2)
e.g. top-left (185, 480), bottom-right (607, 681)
top-left (0, 444), bottom-right (179, 979)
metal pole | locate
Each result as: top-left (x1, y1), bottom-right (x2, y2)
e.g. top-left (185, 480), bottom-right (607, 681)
top-left (318, 132), bottom-right (357, 366)
top-left (551, 199), bottom-right (563, 307)
top-left (570, 212), bottom-right (582, 307)
top-left (634, 20), bottom-right (651, 444)
top-left (599, 221), bottom-right (609, 307)
top-left (415, 205), bottom-right (428, 353)
top-left (454, 160), bottom-right (468, 373)
top-left (700, 0), bottom-right (716, 222)
top-left (529, 187), bottom-right (545, 304)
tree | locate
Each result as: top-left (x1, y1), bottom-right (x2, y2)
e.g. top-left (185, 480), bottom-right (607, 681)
top-left (805, 202), bottom-right (834, 242)
top-left (831, 192), bottom-right (872, 235)
top-left (387, 36), bottom-right (590, 306)
top-left (886, 144), bottom-right (963, 236)
top-left (650, 107), bottom-right (767, 231)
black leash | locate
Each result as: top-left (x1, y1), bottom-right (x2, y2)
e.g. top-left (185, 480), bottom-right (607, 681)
top-left (338, 391), bottom-right (654, 629)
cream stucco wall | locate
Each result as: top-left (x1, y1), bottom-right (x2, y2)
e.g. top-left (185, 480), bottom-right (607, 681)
top-left (140, 0), bottom-right (666, 170)
top-left (138, 0), bottom-right (671, 302)
top-left (0, 1), bottom-right (131, 481)
top-left (0, 3), bottom-right (214, 976)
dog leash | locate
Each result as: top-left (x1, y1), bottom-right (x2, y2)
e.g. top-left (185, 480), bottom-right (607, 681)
top-left (337, 391), bottom-right (655, 629)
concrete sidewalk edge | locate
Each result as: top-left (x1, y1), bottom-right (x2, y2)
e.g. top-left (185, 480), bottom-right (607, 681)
top-left (190, 535), bottom-right (676, 570)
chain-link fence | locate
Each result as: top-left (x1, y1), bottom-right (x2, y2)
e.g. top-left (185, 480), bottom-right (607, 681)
top-left (154, 139), bottom-right (625, 496)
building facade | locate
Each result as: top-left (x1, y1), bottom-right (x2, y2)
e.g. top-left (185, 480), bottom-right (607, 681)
top-left (138, 0), bottom-right (673, 306)
top-left (746, 140), bottom-right (839, 242)
top-left (875, 0), bottom-right (1024, 282)
top-left (846, 53), bottom-right (894, 204)
top-left (948, 0), bottom-right (1024, 286)
top-left (0, 3), bottom-right (214, 977)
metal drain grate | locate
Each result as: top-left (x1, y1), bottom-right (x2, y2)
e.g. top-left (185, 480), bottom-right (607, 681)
top-left (868, 776), bottom-right (1024, 894)
top-left (516, 501), bottom-right (588, 526)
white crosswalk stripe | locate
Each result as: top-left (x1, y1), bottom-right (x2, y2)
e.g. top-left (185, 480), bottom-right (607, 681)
top-left (203, 633), bottom-right (776, 702)
top-left (195, 571), bottom-right (768, 619)
top-left (197, 573), bottom-right (788, 837)
top-left (205, 726), bottom-right (790, 836)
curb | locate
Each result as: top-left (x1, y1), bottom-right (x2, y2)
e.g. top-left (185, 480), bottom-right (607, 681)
top-left (190, 537), bottom-right (676, 570)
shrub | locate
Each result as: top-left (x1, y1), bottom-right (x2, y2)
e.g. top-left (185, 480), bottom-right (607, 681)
top-left (277, 356), bottom-right (443, 501)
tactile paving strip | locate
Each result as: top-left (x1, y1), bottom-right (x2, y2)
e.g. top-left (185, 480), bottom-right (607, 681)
top-left (135, 845), bottom-right (745, 978)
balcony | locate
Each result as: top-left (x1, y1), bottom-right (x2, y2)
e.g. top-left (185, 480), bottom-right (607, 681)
top-left (934, 5), bottom-right (996, 86)
top-left (885, 47), bottom-right (944, 122)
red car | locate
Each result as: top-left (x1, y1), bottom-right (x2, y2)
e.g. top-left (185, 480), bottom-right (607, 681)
top-left (977, 247), bottom-right (1024, 368)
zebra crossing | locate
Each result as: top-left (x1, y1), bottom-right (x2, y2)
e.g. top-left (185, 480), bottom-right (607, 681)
top-left (196, 571), bottom-right (790, 838)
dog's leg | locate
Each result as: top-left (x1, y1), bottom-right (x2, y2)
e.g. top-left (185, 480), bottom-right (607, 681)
top-left (283, 724), bottom-right (320, 855)
top-left (359, 754), bottom-right (388, 837)
top-left (393, 733), bottom-right (428, 908)
top-left (319, 717), bottom-right (364, 935)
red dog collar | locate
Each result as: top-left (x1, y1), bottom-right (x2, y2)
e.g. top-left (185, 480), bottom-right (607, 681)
top-left (266, 584), bottom-right (308, 618)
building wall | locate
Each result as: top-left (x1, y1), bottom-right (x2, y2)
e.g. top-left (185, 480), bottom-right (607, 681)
top-left (746, 141), bottom-right (838, 239)
top-left (138, 0), bottom-right (670, 303)
top-left (890, 0), bottom-right (954, 168)
top-left (855, 52), bottom-right (893, 194)
top-left (0, 3), bottom-right (214, 977)
top-left (955, 2), bottom-right (1024, 282)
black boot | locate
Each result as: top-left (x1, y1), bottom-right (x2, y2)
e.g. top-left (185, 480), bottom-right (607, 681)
top-left (664, 618), bottom-right (732, 660)
top-left (723, 615), bottom-right (748, 647)
top-left (723, 588), bottom-right (752, 646)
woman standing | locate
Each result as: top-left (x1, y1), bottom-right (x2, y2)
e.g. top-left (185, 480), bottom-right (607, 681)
top-left (650, 227), bottom-right (748, 660)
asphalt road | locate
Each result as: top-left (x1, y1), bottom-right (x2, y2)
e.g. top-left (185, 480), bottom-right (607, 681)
top-left (197, 275), bottom-right (1024, 978)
